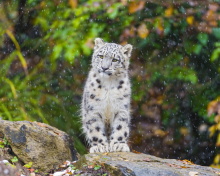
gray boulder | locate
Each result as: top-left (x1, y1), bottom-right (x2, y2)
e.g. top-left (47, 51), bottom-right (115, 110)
top-left (0, 120), bottom-right (78, 172)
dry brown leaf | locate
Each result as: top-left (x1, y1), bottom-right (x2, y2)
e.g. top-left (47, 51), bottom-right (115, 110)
top-left (167, 163), bottom-right (182, 168)
top-left (69, 0), bottom-right (77, 8)
top-left (180, 127), bottom-right (189, 136)
top-left (132, 150), bottom-right (142, 154)
top-left (181, 159), bottom-right (194, 165)
top-left (154, 129), bottom-right (167, 137)
top-left (205, 10), bottom-right (217, 21)
top-left (207, 100), bottom-right (220, 116)
top-left (88, 165), bottom-right (94, 169)
top-left (217, 134), bottom-right (220, 147)
top-left (128, 1), bottom-right (145, 14)
top-left (165, 6), bottom-right (174, 17)
top-left (214, 115), bottom-right (220, 123)
top-left (36, 122), bottom-right (47, 127)
top-left (137, 23), bottom-right (149, 39)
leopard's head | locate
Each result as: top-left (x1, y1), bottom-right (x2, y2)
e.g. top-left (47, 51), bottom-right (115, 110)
top-left (92, 38), bottom-right (132, 76)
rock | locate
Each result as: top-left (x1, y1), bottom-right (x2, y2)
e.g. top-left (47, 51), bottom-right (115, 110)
top-left (0, 120), bottom-right (78, 172)
top-left (0, 148), bottom-right (13, 162)
top-left (75, 152), bottom-right (220, 176)
top-left (0, 162), bottom-right (19, 176)
top-left (0, 160), bottom-right (30, 176)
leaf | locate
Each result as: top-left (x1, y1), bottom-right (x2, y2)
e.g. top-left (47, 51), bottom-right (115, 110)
top-left (193, 44), bottom-right (202, 55)
top-left (27, 168), bottom-right (35, 172)
top-left (17, 51), bottom-right (28, 75)
top-left (164, 6), bottom-right (174, 17)
top-left (107, 3), bottom-right (122, 19)
top-left (3, 137), bottom-right (9, 145)
top-left (214, 154), bottom-right (220, 164)
top-left (216, 133), bottom-right (220, 147)
top-left (88, 165), bottom-right (94, 169)
top-left (11, 156), bottom-right (18, 163)
top-left (181, 159), bottom-right (194, 165)
top-left (207, 100), bottom-right (220, 116)
top-left (167, 163), bottom-right (182, 168)
top-left (180, 127), bottom-right (189, 136)
top-left (94, 165), bottom-right (101, 170)
top-left (215, 42), bottom-right (220, 47)
top-left (128, 1), bottom-right (145, 14)
top-left (4, 78), bottom-right (17, 99)
top-left (197, 33), bottom-right (208, 45)
top-left (154, 129), bottom-right (167, 137)
top-left (212, 28), bottom-right (220, 39)
top-left (137, 23), bottom-right (149, 39)
top-left (5, 31), bottom-right (28, 75)
top-left (1, 104), bottom-right (13, 121)
top-left (154, 18), bottom-right (164, 36)
top-left (6, 30), bottom-right (21, 51)
top-left (68, 0), bottom-right (77, 8)
top-left (164, 20), bottom-right (171, 35)
top-left (132, 150), bottom-right (142, 154)
top-left (211, 48), bottom-right (220, 62)
top-left (51, 44), bottom-right (63, 60)
top-left (24, 162), bottom-right (33, 168)
top-left (214, 115), bottom-right (220, 123)
top-left (209, 125), bottom-right (217, 137)
top-left (186, 16), bottom-right (194, 25)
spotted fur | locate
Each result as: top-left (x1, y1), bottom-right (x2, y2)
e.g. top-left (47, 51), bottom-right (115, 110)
top-left (81, 38), bottom-right (132, 153)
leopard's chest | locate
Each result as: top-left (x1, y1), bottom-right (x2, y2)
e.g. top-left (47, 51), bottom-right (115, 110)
top-left (94, 86), bottom-right (124, 120)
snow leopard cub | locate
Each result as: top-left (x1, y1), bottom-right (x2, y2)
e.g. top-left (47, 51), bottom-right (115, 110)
top-left (81, 38), bottom-right (132, 153)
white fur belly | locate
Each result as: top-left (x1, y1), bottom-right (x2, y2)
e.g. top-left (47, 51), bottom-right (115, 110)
top-left (98, 89), bottom-right (119, 121)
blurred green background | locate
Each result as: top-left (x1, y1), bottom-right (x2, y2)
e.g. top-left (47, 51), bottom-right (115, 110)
top-left (0, 0), bottom-right (220, 168)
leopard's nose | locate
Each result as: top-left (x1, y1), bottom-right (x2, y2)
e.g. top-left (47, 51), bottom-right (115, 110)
top-left (101, 67), bottom-right (108, 71)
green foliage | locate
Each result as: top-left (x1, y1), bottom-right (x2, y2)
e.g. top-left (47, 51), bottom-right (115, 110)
top-left (211, 43), bottom-right (220, 62)
top-left (0, 137), bottom-right (9, 148)
top-left (94, 164), bottom-right (101, 171)
top-left (212, 28), bottom-right (220, 39)
top-left (34, 0), bottom-right (132, 62)
top-left (23, 162), bottom-right (33, 168)
top-left (11, 156), bottom-right (18, 163)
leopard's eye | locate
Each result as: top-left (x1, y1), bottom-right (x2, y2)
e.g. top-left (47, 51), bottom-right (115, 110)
top-left (112, 59), bottom-right (118, 62)
top-left (98, 55), bottom-right (104, 59)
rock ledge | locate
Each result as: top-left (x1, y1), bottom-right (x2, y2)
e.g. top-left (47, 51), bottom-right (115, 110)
top-left (76, 152), bottom-right (220, 176)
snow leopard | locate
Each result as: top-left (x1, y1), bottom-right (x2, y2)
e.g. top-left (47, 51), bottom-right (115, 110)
top-left (81, 38), bottom-right (132, 153)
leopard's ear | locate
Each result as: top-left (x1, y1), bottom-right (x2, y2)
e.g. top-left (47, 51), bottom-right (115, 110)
top-left (94, 38), bottom-right (105, 50)
top-left (122, 44), bottom-right (133, 58)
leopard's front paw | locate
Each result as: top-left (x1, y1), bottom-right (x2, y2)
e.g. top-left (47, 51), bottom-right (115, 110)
top-left (89, 144), bottom-right (109, 153)
top-left (109, 143), bottom-right (130, 152)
